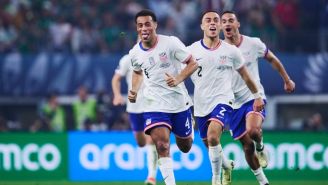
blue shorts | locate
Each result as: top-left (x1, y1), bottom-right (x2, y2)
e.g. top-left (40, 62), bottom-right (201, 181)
top-left (143, 108), bottom-right (193, 138)
top-left (129, 113), bottom-right (145, 132)
top-left (230, 100), bottom-right (266, 140)
top-left (196, 104), bottom-right (233, 139)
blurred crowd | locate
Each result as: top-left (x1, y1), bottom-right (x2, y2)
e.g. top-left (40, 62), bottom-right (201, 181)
top-left (0, 85), bottom-right (132, 132)
top-left (0, 0), bottom-right (327, 54)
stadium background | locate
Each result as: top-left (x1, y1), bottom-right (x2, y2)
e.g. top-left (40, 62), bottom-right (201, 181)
top-left (0, 0), bottom-right (327, 185)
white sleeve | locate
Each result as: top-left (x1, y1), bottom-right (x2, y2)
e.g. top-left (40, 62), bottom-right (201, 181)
top-left (254, 38), bottom-right (268, 58)
top-left (129, 50), bottom-right (142, 72)
top-left (115, 55), bottom-right (130, 76)
top-left (170, 36), bottom-right (191, 64)
top-left (233, 47), bottom-right (245, 70)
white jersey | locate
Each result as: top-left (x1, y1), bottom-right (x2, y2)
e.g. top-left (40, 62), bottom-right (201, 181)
top-left (232, 35), bottom-right (268, 109)
top-left (129, 34), bottom-right (192, 113)
top-left (114, 54), bottom-right (144, 113)
top-left (188, 40), bottom-right (245, 117)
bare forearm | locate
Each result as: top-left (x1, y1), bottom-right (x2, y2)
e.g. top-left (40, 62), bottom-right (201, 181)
top-left (267, 51), bottom-right (291, 82)
top-left (238, 66), bottom-right (259, 94)
top-left (111, 74), bottom-right (122, 97)
top-left (244, 77), bottom-right (259, 94)
top-left (131, 70), bottom-right (143, 92)
top-left (175, 58), bottom-right (198, 84)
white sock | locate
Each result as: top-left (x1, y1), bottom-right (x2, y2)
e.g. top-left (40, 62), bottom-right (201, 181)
top-left (252, 167), bottom-right (269, 185)
top-left (158, 157), bottom-right (176, 185)
top-left (191, 116), bottom-right (195, 141)
top-left (219, 144), bottom-right (230, 170)
top-left (191, 123), bottom-right (195, 141)
top-left (255, 137), bottom-right (264, 151)
top-left (147, 144), bottom-right (158, 179)
top-left (209, 145), bottom-right (223, 184)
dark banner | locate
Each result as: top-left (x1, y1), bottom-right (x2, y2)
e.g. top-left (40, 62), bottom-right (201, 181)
top-left (1, 52), bottom-right (327, 96)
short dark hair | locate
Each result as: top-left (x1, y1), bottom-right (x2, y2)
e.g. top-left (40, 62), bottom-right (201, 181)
top-left (221, 10), bottom-right (238, 21)
top-left (135, 9), bottom-right (157, 23)
top-left (200, 10), bottom-right (220, 22)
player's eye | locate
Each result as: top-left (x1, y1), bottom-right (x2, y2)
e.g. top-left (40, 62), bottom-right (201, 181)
top-left (145, 22), bottom-right (151, 27)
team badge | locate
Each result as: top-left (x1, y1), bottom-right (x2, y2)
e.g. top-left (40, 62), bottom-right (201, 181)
top-left (146, 118), bottom-right (152, 125)
top-left (159, 52), bottom-right (168, 62)
top-left (219, 56), bottom-right (227, 64)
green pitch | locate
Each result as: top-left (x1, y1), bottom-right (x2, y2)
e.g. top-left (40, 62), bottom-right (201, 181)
top-left (0, 181), bottom-right (328, 185)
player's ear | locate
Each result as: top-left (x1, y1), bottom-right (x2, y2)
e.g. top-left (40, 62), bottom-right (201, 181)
top-left (154, 22), bottom-right (158, 30)
top-left (200, 23), bottom-right (204, 31)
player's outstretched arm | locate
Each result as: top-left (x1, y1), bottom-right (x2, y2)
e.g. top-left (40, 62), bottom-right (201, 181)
top-left (265, 50), bottom-right (295, 93)
top-left (111, 73), bottom-right (125, 106)
top-left (238, 66), bottom-right (264, 112)
top-left (166, 57), bottom-right (198, 87)
top-left (128, 70), bottom-right (143, 103)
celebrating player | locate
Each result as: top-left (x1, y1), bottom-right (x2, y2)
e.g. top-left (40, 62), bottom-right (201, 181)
top-left (221, 10), bottom-right (296, 185)
top-left (112, 54), bottom-right (158, 185)
top-left (188, 11), bottom-right (264, 185)
top-left (128, 9), bottom-right (198, 185)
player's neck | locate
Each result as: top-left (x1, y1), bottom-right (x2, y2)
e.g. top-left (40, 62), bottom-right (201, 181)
top-left (203, 37), bottom-right (221, 49)
top-left (226, 34), bottom-right (242, 46)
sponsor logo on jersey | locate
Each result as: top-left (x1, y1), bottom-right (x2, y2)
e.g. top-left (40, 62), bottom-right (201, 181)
top-left (160, 62), bottom-right (170, 68)
top-left (149, 57), bottom-right (155, 65)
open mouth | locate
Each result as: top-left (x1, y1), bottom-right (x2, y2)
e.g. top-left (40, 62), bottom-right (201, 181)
top-left (225, 28), bottom-right (232, 33)
top-left (209, 27), bottom-right (217, 31)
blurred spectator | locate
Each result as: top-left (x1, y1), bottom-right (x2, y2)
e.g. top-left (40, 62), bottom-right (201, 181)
top-left (246, 3), bottom-right (277, 49)
top-left (30, 93), bottom-right (66, 132)
top-left (272, 0), bottom-right (300, 52)
top-left (165, 0), bottom-right (198, 41)
top-left (158, 17), bottom-right (179, 36)
top-left (71, 18), bottom-right (101, 53)
top-left (0, 18), bottom-right (18, 53)
top-left (147, 0), bottom-right (170, 20)
top-left (99, 11), bottom-right (121, 53)
top-left (72, 86), bottom-right (97, 131)
top-left (40, 93), bottom-right (66, 132)
top-left (302, 113), bottom-right (326, 131)
top-left (49, 15), bottom-right (72, 52)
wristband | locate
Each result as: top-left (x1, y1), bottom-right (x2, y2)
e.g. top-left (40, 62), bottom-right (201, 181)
top-left (253, 92), bottom-right (261, 99)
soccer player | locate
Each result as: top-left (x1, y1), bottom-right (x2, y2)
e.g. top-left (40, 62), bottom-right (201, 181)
top-left (128, 9), bottom-right (198, 185)
top-left (111, 54), bottom-right (158, 185)
top-left (221, 11), bottom-right (296, 185)
top-left (188, 11), bottom-right (264, 185)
